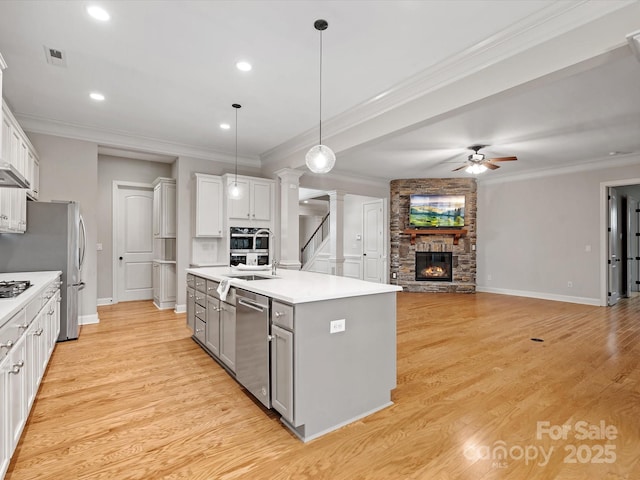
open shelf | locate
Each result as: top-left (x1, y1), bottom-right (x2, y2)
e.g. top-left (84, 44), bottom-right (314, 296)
top-left (402, 228), bottom-right (467, 245)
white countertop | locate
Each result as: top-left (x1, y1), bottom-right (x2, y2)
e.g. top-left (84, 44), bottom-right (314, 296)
top-left (186, 267), bottom-right (402, 304)
top-left (0, 271), bottom-right (62, 328)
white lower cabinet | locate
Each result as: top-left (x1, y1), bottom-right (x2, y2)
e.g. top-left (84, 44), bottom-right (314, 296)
top-left (153, 262), bottom-right (176, 310)
top-left (0, 276), bottom-right (60, 479)
top-left (205, 296), bottom-right (220, 357)
top-left (186, 287), bottom-right (195, 332)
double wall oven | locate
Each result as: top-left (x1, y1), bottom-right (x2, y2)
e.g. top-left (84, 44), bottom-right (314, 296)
top-left (229, 227), bottom-right (270, 266)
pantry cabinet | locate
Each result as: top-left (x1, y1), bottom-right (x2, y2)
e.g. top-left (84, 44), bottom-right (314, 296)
top-left (153, 261), bottom-right (176, 310)
top-left (152, 177), bottom-right (176, 238)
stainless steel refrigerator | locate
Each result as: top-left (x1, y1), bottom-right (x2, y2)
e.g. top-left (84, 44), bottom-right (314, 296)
top-left (0, 201), bottom-right (86, 341)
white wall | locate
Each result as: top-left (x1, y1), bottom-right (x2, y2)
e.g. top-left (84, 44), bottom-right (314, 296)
top-left (96, 155), bottom-right (173, 302)
top-left (476, 158), bottom-right (640, 304)
top-left (28, 132), bottom-right (99, 322)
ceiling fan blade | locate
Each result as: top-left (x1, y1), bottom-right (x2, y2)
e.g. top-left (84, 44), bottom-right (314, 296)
top-left (483, 162), bottom-right (500, 170)
top-left (488, 156), bottom-right (517, 162)
top-left (452, 165), bottom-right (467, 172)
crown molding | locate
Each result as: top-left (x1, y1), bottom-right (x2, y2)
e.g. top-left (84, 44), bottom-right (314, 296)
top-left (16, 113), bottom-right (261, 167)
top-left (477, 152), bottom-right (640, 186)
top-left (261, 0), bottom-right (636, 166)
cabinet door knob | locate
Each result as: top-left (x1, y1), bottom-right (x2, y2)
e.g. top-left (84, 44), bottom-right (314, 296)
top-left (274, 311), bottom-right (284, 318)
top-left (0, 340), bottom-right (14, 350)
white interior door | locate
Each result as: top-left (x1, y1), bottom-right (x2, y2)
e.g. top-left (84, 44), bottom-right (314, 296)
top-left (363, 200), bottom-right (384, 283)
top-left (608, 188), bottom-right (620, 306)
top-left (115, 185), bottom-right (154, 302)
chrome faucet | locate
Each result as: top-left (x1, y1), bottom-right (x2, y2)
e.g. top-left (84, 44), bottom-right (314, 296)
top-left (253, 228), bottom-right (277, 275)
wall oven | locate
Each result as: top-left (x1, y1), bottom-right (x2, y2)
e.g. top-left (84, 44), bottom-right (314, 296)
top-left (229, 227), bottom-right (269, 266)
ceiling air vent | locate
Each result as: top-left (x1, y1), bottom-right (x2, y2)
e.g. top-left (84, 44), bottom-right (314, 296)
top-left (43, 46), bottom-right (67, 67)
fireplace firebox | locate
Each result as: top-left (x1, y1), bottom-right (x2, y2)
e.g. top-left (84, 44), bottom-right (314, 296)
top-left (415, 252), bottom-right (452, 282)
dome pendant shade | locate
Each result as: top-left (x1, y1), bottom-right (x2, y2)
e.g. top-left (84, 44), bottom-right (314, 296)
top-left (306, 145), bottom-right (336, 174)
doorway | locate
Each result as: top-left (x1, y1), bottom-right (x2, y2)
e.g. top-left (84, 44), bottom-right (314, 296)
top-left (601, 179), bottom-right (640, 306)
top-left (112, 182), bottom-right (154, 303)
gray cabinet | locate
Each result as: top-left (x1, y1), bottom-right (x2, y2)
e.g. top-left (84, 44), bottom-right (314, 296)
top-left (271, 300), bottom-right (294, 424)
top-left (219, 301), bottom-right (236, 372)
top-left (186, 287), bottom-right (195, 332)
top-left (271, 324), bottom-right (293, 424)
top-left (205, 296), bottom-right (220, 357)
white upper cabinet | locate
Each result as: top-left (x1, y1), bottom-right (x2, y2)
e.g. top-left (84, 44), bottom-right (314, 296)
top-left (194, 173), bottom-right (223, 237)
top-left (152, 177), bottom-right (176, 238)
top-left (224, 174), bottom-right (274, 223)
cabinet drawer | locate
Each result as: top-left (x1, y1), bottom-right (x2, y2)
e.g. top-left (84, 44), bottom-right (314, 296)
top-left (195, 304), bottom-right (206, 320)
top-left (206, 280), bottom-right (220, 299)
top-left (195, 290), bottom-right (206, 306)
top-left (271, 301), bottom-right (294, 330)
top-left (195, 318), bottom-right (206, 343)
top-left (194, 277), bottom-right (206, 293)
top-left (187, 274), bottom-right (195, 289)
top-left (0, 309), bottom-right (27, 361)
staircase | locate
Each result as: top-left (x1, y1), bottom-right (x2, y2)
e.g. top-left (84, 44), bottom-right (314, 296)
top-left (300, 212), bottom-right (329, 269)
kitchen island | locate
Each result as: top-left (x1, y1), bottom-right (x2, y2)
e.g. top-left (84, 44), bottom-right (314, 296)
top-left (186, 266), bottom-right (402, 442)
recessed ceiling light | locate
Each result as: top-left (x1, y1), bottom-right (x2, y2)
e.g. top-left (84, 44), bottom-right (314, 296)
top-left (86, 5), bottom-right (110, 21)
top-left (220, 123), bottom-right (231, 130)
top-left (236, 61), bottom-right (252, 72)
top-left (609, 151), bottom-right (620, 156)
top-left (90, 92), bottom-right (105, 101)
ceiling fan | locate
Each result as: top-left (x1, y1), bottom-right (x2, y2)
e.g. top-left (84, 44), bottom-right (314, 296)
top-left (452, 145), bottom-right (517, 174)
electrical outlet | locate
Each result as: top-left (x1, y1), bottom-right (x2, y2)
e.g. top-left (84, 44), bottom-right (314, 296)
top-left (392, 272), bottom-right (397, 279)
top-left (567, 281), bottom-right (573, 288)
top-left (330, 319), bottom-right (345, 334)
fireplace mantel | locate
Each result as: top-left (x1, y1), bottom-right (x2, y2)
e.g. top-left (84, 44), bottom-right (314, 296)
top-left (402, 228), bottom-right (467, 245)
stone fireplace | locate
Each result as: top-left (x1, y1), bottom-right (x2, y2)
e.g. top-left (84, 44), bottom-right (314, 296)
top-left (390, 178), bottom-right (476, 293)
top-left (415, 252), bottom-right (452, 282)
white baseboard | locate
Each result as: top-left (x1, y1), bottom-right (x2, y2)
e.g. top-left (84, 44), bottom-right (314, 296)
top-left (174, 304), bottom-right (186, 314)
top-left (97, 297), bottom-right (113, 306)
top-left (79, 313), bottom-right (100, 325)
top-left (476, 286), bottom-right (602, 306)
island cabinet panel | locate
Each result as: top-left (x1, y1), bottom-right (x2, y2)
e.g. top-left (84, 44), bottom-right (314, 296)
top-left (271, 324), bottom-right (294, 424)
top-left (290, 293), bottom-right (397, 441)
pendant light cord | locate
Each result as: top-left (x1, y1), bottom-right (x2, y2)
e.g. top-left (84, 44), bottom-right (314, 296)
top-left (319, 28), bottom-right (323, 145)
top-left (235, 107), bottom-right (238, 182)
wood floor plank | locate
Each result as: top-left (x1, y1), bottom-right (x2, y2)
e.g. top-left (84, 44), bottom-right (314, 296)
top-left (6, 293), bottom-right (640, 479)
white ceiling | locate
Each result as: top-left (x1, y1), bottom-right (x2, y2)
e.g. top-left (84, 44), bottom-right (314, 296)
top-left (0, 1), bottom-right (639, 182)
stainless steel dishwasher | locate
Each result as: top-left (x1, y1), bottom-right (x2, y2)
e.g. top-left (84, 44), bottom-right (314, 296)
top-left (235, 289), bottom-right (271, 408)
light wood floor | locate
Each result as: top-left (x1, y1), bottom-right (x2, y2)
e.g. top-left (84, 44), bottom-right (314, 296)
top-left (6, 293), bottom-right (640, 479)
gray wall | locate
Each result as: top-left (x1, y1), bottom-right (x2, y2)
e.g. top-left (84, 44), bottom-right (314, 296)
top-left (476, 158), bottom-right (640, 303)
top-left (174, 155), bottom-right (261, 310)
top-left (28, 132), bottom-right (99, 321)
top-left (97, 155), bottom-right (173, 301)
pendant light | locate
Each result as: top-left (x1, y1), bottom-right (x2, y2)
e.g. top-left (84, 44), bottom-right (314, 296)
top-left (228, 103), bottom-right (243, 199)
top-left (305, 19), bottom-right (336, 174)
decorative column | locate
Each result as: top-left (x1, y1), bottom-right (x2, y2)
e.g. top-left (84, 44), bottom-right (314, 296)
top-left (276, 168), bottom-right (304, 270)
top-left (328, 190), bottom-right (345, 276)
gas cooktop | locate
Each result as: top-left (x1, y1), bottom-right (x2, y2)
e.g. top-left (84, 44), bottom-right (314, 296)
top-left (0, 280), bottom-right (32, 298)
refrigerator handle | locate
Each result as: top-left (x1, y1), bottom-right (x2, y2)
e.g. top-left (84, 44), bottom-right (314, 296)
top-left (79, 213), bottom-right (87, 271)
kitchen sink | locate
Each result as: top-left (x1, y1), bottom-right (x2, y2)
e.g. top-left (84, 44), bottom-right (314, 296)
top-left (228, 274), bottom-right (277, 281)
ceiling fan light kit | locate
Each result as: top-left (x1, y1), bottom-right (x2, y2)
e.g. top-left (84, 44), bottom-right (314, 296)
top-left (453, 144), bottom-right (518, 174)
top-left (306, 19), bottom-right (336, 174)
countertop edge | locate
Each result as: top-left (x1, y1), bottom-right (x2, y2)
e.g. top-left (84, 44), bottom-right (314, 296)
top-left (0, 271), bottom-right (62, 328)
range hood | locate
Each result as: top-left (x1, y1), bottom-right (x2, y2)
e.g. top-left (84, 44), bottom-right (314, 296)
top-left (0, 161), bottom-right (30, 188)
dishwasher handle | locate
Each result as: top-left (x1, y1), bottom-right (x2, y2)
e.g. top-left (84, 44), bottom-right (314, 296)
top-left (238, 298), bottom-right (267, 312)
